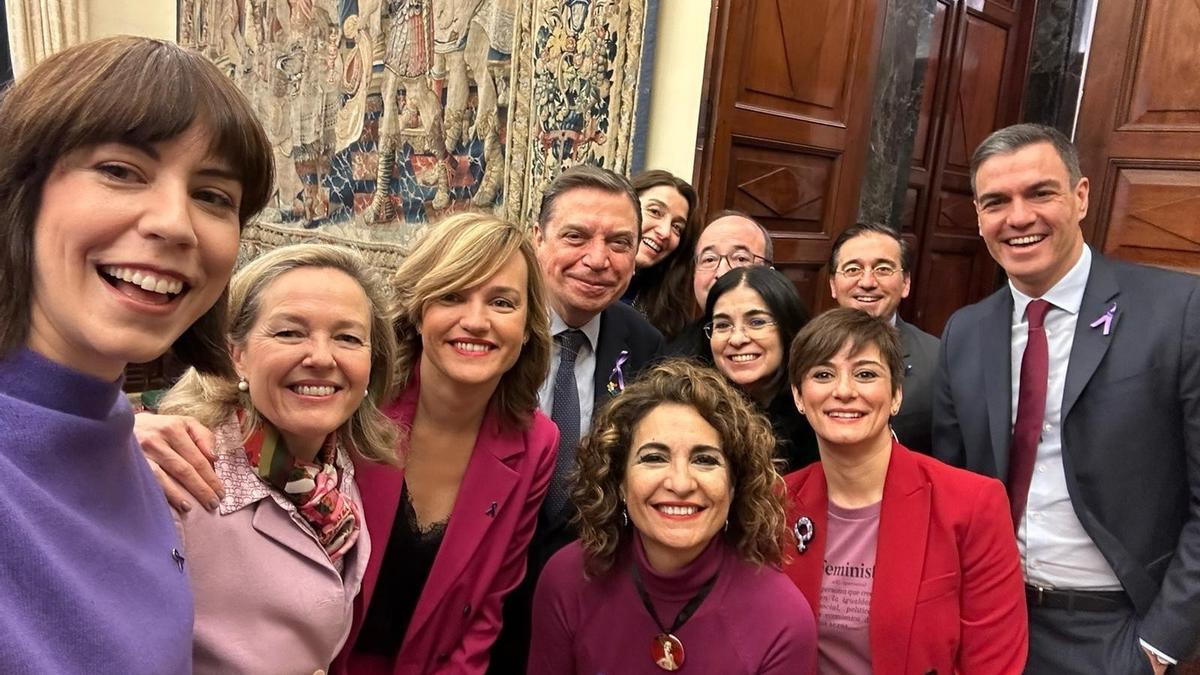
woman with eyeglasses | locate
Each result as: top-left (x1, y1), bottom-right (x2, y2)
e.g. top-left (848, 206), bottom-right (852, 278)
top-left (700, 266), bottom-right (818, 473)
top-left (622, 171), bottom-right (700, 340)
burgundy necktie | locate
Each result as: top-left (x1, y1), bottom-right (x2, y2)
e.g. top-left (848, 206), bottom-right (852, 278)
top-left (1008, 299), bottom-right (1052, 528)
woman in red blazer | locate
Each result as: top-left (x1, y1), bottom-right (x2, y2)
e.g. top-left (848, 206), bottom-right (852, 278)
top-left (782, 308), bottom-right (1027, 674)
top-left (334, 213), bottom-right (557, 674)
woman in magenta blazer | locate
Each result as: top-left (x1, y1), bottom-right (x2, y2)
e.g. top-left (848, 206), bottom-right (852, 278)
top-left (334, 212), bottom-right (557, 674)
top-left (782, 308), bottom-right (1027, 674)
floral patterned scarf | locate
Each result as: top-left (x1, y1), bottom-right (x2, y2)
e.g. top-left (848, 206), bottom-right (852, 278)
top-left (242, 423), bottom-right (361, 562)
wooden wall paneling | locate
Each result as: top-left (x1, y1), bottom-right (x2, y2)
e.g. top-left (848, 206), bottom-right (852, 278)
top-left (907, 0), bottom-right (1034, 336)
top-left (694, 0), bottom-right (888, 315)
top-left (1076, 0), bottom-right (1200, 274)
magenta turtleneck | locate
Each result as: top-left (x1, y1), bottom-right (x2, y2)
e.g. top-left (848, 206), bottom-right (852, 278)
top-left (529, 534), bottom-right (818, 674)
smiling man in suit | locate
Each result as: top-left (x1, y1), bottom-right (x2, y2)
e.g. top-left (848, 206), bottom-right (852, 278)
top-left (828, 223), bottom-right (939, 453)
top-left (933, 123), bottom-right (1200, 674)
top-left (489, 165), bottom-right (664, 673)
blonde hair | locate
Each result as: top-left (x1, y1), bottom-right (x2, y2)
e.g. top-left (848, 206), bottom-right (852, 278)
top-left (574, 359), bottom-right (789, 577)
top-left (392, 212), bottom-right (551, 430)
top-left (161, 244), bottom-right (398, 463)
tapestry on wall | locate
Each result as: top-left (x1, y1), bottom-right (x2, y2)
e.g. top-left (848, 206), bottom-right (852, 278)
top-left (178, 0), bottom-right (656, 267)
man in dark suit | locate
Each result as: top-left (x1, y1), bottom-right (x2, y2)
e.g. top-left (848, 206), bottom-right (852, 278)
top-left (933, 123), bottom-right (1200, 674)
top-left (828, 223), bottom-right (939, 453)
top-left (489, 165), bottom-right (663, 673)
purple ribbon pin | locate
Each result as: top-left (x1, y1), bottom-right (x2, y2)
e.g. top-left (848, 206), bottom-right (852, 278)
top-left (606, 350), bottom-right (630, 395)
top-left (1089, 303), bottom-right (1117, 336)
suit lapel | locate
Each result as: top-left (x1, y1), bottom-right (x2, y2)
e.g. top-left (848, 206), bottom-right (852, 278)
top-left (593, 306), bottom-right (628, 406)
top-left (1063, 256), bottom-right (1119, 419)
top-left (982, 291), bottom-right (1015, 477)
top-left (896, 319), bottom-right (915, 360)
top-left (869, 445), bottom-right (930, 674)
top-left (403, 411), bottom-right (522, 642)
top-left (784, 469), bottom-right (830, 618)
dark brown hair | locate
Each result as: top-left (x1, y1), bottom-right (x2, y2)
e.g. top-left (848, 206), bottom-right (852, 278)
top-left (969, 123), bottom-right (1081, 196)
top-left (537, 164), bottom-right (642, 236)
top-left (788, 307), bottom-right (904, 395)
top-left (573, 359), bottom-right (789, 577)
top-left (828, 223), bottom-right (910, 273)
top-left (0, 36), bottom-right (274, 374)
top-left (629, 170), bottom-right (699, 338)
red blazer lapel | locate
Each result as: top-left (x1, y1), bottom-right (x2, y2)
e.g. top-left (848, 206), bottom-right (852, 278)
top-left (401, 407), bottom-right (523, 645)
top-left (869, 443), bottom-right (931, 674)
top-left (784, 466), bottom-right (831, 620)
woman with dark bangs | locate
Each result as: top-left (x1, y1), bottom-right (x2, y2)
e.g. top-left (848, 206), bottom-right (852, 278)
top-left (0, 36), bottom-right (273, 673)
top-left (622, 170), bottom-right (700, 340)
top-left (700, 266), bottom-right (819, 473)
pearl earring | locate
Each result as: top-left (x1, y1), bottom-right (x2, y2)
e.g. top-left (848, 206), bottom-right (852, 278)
top-left (237, 377), bottom-right (249, 393)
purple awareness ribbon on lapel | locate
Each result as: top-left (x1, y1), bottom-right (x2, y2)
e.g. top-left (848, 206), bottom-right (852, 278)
top-left (1089, 303), bottom-right (1117, 336)
top-left (607, 350), bottom-right (630, 395)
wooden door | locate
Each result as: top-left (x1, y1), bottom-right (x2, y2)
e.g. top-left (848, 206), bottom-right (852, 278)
top-left (1074, 0), bottom-right (1200, 274)
top-left (903, 0), bottom-right (1036, 335)
top-left (693, 0), bottom-right (887, 313)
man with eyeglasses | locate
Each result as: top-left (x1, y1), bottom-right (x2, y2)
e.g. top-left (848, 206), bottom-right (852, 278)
top-left (692, 210), bottom-right (774, 310)
top-left (666, 211), bottom-right (774, 357)
top-left (828, 222), bottom-right (939, 453)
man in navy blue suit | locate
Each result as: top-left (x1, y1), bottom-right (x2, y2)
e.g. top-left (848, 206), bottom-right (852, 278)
top-left (934, 124), bottom-right (1200, 674)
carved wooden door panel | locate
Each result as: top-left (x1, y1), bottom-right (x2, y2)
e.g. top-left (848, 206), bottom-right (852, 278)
top-left (1074, 0), bottom-right (1200, 274)
top-left (694, 0), bottom-right (886, 313)
top-left (903, 0), bottom-right (1034, 335)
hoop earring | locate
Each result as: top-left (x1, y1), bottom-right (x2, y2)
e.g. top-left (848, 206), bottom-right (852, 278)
top-left (622, 508), bottom-right (629, 527)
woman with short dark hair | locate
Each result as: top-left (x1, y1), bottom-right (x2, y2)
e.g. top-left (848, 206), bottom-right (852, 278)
top-left (783, 308), bottom-right (1027, 673)
top-left (0, 36), bottom-right (273, 672)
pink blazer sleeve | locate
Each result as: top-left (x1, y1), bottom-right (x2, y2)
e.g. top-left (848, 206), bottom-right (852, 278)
top-left (958, 478), bottom-right (1028, 674)
top-left (444, 416), bottom-right (559, 673)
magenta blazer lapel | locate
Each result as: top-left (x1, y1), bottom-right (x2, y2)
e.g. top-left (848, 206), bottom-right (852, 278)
top-left (868, 443), bottom-right (931, 674)
top-left (402, 409), bottom-right (523, 642)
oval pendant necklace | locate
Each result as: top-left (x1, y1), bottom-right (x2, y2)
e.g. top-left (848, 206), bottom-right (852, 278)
top-left (631, 564), bottom-right (719, 671)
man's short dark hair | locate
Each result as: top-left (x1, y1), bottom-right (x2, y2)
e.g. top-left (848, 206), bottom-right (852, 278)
top-left (828, 223), bottom-right (910, 274)
top-left (537, 164), bottom-right (642, 237)
top-left (969, 123), bottom-right (1082, 196)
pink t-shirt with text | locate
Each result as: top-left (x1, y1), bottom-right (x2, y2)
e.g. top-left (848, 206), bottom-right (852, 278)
top-left (817, 499), bottom-right (881, 675)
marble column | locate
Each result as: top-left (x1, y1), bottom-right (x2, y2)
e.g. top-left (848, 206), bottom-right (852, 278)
top-left (1022, 0), bottom-right (1097, 134)
top-left (856, 0), bottom-right (938, 227)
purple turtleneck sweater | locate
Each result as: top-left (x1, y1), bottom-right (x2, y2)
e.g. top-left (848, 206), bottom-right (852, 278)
top-left (0, 349), bottom-right (193, 673)
top-left (530, 535), bottom-right (818, 674)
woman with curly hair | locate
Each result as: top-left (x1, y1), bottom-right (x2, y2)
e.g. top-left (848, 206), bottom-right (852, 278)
top-left (528, 359), bottom-right (817, 674)
top-left (622, 170), bottom-right (700, 340)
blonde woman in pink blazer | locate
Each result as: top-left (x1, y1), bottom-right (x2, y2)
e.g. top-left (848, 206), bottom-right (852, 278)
top-left (335, 213), bottom-right (557, 674)
top-left (158, 244), bottom-right (399, 674)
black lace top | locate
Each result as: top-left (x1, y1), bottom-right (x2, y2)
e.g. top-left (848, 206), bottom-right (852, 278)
top-left (353, 481), bottom-right (448, 656)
